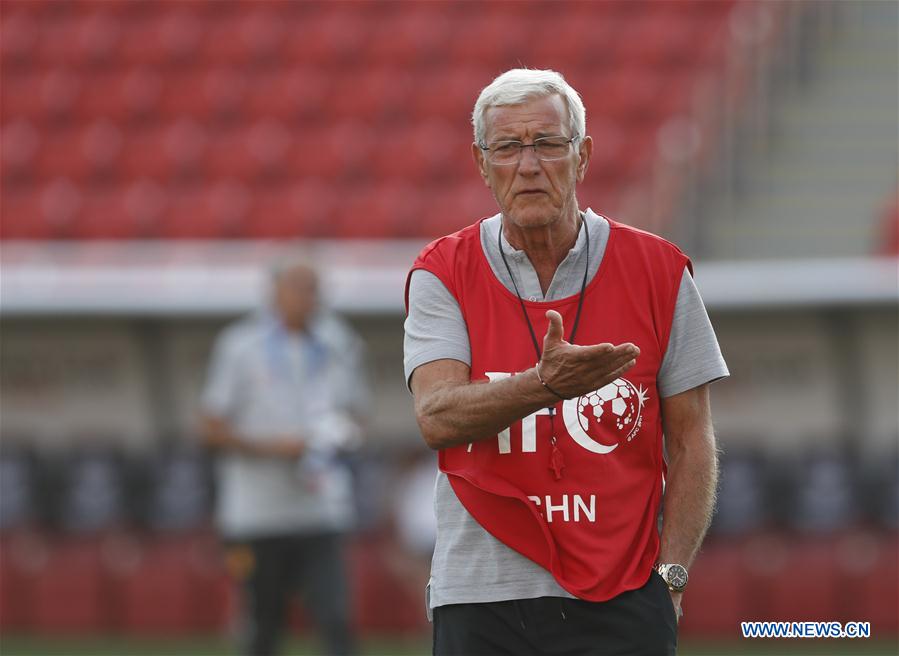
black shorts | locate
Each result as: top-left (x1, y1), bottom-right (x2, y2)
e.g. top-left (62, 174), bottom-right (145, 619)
top-left (432, 571), bottom-right (678, 656)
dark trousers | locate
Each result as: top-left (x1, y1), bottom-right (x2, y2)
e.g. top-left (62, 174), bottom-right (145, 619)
top-left (433, 571), bottom-right (678, 656)
top-left (229, 532), bottom-right (355, 656)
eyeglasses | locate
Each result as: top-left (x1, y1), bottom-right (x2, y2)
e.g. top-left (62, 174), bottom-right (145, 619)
top-left (479, 135), bottom-right (579, 165)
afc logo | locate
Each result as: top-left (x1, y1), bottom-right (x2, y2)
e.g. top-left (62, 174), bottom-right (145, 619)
top-left (480, 371), bottom-right (650, 455)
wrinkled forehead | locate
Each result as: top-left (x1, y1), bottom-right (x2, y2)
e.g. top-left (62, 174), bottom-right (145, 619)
top-left (482, 93), bottom-right (570, 141)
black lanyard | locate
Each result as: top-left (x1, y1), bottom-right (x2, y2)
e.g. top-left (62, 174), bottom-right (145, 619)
top-left (496, 216), bottom-right (590, 479)
top-left (497, 216), bottom-right (590, 358)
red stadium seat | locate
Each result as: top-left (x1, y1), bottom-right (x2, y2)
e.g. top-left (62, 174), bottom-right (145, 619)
top-left (447, 14), bottom-right (532, 69)
top-left (246, 68), bottom-right (330, 123)
top-left (30, 178), bottom-right (85, 237)
top-left (120, 179), bottom-right (169, 237)
top-left (0, 191), bottom-right (43, 239)
top-left (35, 122), bottom-right (123, 183)
top-left (0, 0), bottom-right (739, 240)
top-left (0, 73), bottom-right (35, 124)
top-left (584, 117), bottom-right (628, 181)
top-left (81, 120), bottom-right (124, 177)
top-left (349, 534), bottom-right (426, 633)
top-left (615, 13), bottom-right (706, 70)
top-left (204, 128), bottom-right (258, 183)
top-left (414, 120), bottom-right (468, 183)
top-left (365, 3), bottom-right (454, 68)
top-left (159, 182), bottom-right (250, 239)
top-left (0, 531), bottom-right (46, 630)
top-left (73, 184), bottom-right (168, 239)
top-left (30, 536), bottom-right (111, 634)
top-left (120, 122), bottom-right (207, 184)
top-left (530, 15), bottom-right (616, 71)
top-left (286, 130), bottom-right (341, 182)
top-left (330, 68), bottom-right (416, 124)
top-left (35, 12), bottom-right (122, 69)
top-left (110, 532), bottom-right (230, 635)
top-left (411, 67), bottom-right (490, 123)
top-left (244, 179), bottom-right (338, 239)
top-left (742, 534), bottom-right (840, 623)
top-left (1, 120), bottom-right (40, 182)
top-left (836, 532), bottom-right (899, 632)
top-left (526, 0), bottom-right (637, 22)
top-left (0, 8), bottom-right (39, 66)
top-left (371, 121), bottom-right (459, 184)
top-left (421, 183), bottom-right (494, 238)
top-left (2, 70), bottom-right (83, 124)
top-left (679, 540), bottom-right (744, 637)
top-left (4, 530), bottom-right (233, 636)
top-left (286, 122), bottom-right (376, 183)
top-left (283, 6), bottom-right (368, 66)
top-left (119, 10), bottom-right (204, 66)
top-left (578, 183), bottom-right (623, 222)
top-left (585, 65), bottom-right (678, 125)
top-left (336, 182), bottom-right (424, 239)
top-left (199, 9), bottom-right (286, 66)
top-left (34, 129), bottom-right (86, 182)
top-left (72, 188), bottom-right (129, 239)
top-left (79, 69), bottom-right (163, 125)
top-left (158, 70), bottom-right (249, 123)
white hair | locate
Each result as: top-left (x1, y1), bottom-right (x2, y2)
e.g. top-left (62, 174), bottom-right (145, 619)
top-left (471, 68), bottom-right (586, 146)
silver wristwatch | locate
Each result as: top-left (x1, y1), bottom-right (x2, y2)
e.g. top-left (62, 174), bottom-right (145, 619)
top-left (656, 563), bottom-right (689, 593)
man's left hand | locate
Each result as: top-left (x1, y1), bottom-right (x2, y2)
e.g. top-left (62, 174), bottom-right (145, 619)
top-left (669, 590), bottom-right (683, 623)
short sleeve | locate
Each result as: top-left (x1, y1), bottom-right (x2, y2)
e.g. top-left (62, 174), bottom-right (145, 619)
top-left (201, 330), bottom-right (243, 419)
top-left (403, 269), bottom-right (472, 390)
top-left (657, 267), bottom-right (730, 398)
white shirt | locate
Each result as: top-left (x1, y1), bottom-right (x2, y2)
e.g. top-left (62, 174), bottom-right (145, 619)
top-left (202, 311), bottom-right (368, 538)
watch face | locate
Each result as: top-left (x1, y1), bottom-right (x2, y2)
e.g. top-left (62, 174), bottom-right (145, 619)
top-left (666, 564), bottom-right (688, 590)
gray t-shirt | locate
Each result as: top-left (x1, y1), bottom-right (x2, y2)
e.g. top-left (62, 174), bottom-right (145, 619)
top-left (403, 210), bottom-right (729, 608)
top-left (202, 311), bottom-right (368, 539)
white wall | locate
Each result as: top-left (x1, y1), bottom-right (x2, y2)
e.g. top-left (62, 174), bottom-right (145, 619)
top-left (0, 320), bottom-right (155, 450)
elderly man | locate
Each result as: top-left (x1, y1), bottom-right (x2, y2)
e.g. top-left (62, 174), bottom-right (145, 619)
top-left (404, 69), bottom-right (728, 655)
top-left (200, 259), bottom-right (366, 656)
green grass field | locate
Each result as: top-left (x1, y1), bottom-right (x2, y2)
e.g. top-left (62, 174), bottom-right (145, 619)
top-left (1, 635), bottom-right (897, 656)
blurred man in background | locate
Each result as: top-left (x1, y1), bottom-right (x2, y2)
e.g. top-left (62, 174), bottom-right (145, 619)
top-left (405, 69), bottom-right (728, 655)
top-left (200, 259), bottom-right (367, 656)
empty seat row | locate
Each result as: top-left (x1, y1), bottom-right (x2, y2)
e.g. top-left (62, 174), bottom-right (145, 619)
top-left (2, 1), bottom-right (734, 71)
top-left (0, 528), bottom-right (440, 635)
top-left (1, 118), bottom-right (661, 186)
top-left (1, 65), bottom-right (696, 128)
top-left (1, 529), bottom-right (895, 635)
top-left (682, 533), bottom-right (898, 636)
top-left (0, 179), bottom-right (518, 240)
top-left (0, 176), bottom-right (640, 240)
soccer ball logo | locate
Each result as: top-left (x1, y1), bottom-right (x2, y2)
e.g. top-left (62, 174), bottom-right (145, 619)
top-left (576, 378), bottom-right (649, 443)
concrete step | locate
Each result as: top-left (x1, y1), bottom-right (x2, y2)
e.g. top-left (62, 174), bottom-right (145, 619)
top-left (692, 0), bottom-right (897, 260)
top-left (760, 160), bottom-right (897, 181)
top-left (702, 220), bottom-right (880, 259)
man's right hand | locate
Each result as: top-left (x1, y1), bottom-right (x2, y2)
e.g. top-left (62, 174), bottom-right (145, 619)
top-left (537, 309), bottom-right (639, 400)
top-left (200, 415), bottom-right (307, 459)
top-left (258, 438), bottom-right (306, 460)
top-left (410, 312), bottom-right (640, 450)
